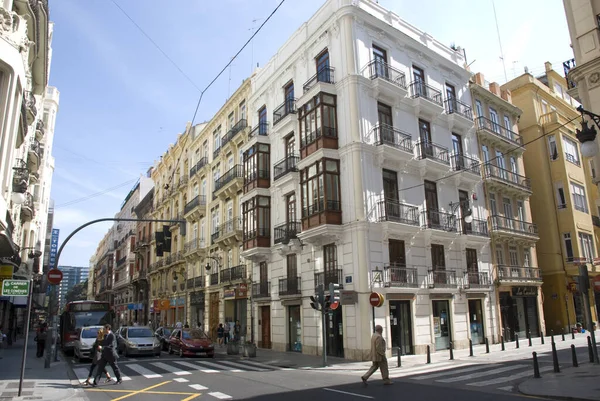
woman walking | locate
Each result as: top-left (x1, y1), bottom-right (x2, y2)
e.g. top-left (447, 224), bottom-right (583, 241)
top-left (83, 329), bottom-right (112, 386)
top-left (35, 323), bottom-right (48, 358)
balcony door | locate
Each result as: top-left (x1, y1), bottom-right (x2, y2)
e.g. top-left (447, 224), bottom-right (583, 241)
top-left (425, 180), bottom-right (439, 226)
top-left (446, 83), bottom-right (456, 113)
top-left (323, 244), bottom-right (337, 285)
top-left (316, 50), bottom-right (330, 81)
top-left (286, 193), bottom-right (296, 223)
top-left (466, 248), bottom-right (479, 285)
top-left (431, 244), bottom-right (445, 270)
top-left (503, 198), bottom-right (514, 230)
top-left (389, 240), bottom-right (406, 285)
top-left (413, 65), bottom-right (425, 96)
top-left (378, 102), bottom-right (393, 143)
top-left (259, 107), bottom-right (267, 135)
top-left (459, 189), bottom-right (471, 234)
top-left (373, 45), bottom-right (388, 78)
top-left (285, 135), bottom-right (295, 158)
top-left (285, 82), bottom-right (294, 113)
top-left (259, 261), bottom-right (268, 285)
top-left (383, 169), bottom-right (399, 220)
top-left (419, 119), bottom-right (433, 158)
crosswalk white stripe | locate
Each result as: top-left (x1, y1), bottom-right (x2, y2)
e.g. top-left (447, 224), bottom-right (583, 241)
top-left (194, 360), bottom-right (242, 372)
top-left (173, 378), bottom-right (189, 383)
top-left (218, 360), bottom-right (266, 371)
top-left (437, 364), bottom-right (526, 383)
top-left (208, 392), bottom-right (233, 400)
top-left (391, 362), bottom-right (458, 375)
top-left (412, 365), bottom-right (483, 380)
top-left (173, 361), bottom-right (219, 373)
top-left (468, 366), bottom-right (554, 387)
top-left (151, 362), bottom-right (192, 376)
top-left (190, 384), bottom-right (208, 390)
top-left (126, 363), bottom-right (162, 379)
top-left (239, 360), bottom-right (281, 370)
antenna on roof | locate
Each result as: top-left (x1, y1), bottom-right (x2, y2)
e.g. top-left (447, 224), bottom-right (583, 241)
top-left (491, 0), bottom-right (508, 82)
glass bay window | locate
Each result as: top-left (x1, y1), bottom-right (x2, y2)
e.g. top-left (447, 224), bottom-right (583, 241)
top-left (243, 143), bottom-right (270, 192)
top-left (300, 158), bottom-right (342, 230)
top-left (299, 93), bottom-right (338, 159)
top-left (242, 196), bottom-right (271, 249)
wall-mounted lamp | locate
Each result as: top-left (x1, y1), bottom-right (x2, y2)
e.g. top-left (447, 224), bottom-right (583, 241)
top-left (576, 105), bottom-right (600, 158)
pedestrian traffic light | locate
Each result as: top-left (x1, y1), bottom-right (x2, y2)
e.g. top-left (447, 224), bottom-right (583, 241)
top-left (329, 283), bottom-right (341, 303)
top-left (163, 225), bottom-right (172, 253)
top-left (155, 231), bottom-right (165, 257)
top-left (310, 295), bottom-right (321, 311)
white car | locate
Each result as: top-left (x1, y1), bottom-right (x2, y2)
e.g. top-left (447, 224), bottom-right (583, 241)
top-left (73, 326), bottom-right (103, 361)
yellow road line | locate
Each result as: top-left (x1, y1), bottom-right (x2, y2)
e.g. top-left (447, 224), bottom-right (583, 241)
top-left (181, 395), bottom-right (202, 401)
top-left (110, 381), bottom-right (172, 401)
top-left (87, 389), bottom-right (199, 395)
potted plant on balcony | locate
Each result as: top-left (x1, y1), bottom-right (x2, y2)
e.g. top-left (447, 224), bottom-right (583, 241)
top-left (242, 340), bottom-right (257, 358)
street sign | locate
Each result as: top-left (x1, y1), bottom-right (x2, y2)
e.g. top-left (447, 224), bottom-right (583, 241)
top-left (369, 292), bottom-right (384, 307)
top-left (2, 280), bottom-right (29, 296)
top-left (330, 301), bottom-right (339, 310)
top-left (47, 269), bottom-right (63, 285)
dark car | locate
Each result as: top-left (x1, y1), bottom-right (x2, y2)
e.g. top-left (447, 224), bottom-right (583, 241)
top-left (168, 328), bottom-right (215, 358)
top-left (154, 327), bottom-right (174, 351)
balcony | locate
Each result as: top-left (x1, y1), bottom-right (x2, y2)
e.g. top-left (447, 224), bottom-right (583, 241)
top-left (279, 277), bottom-right (301, 296)
top-left (243, 226), bottom-right (270, 250)
top-left (409, 81), bottom-right (444, 115)
top-left (461, 218), bottom-right (489, 237)
top-left (497, 265), bottom-right (542, 284)
top-left (190, 157), bottom-right (208, 178)
top-left (12, 159), bottom-right (29, 194)
top-left (563, 58), bottom-right (578, 98)
top-left (222, 119), bottom-right (248, 148)
top-left (184, 237), bottom-right (206, 258)
top-left (244, 168), bottom-right (270, 193)
top-left (444, 98), bottom-right (473, 131)
top-left (27, 139), bottom-right (42, 172)
top-left (592, 215), bottom-right (600, 228)
top-left (183, 195), bottom-right (207, 220)
top-left (273, 99), bottom-right (297, 127)
top-left (249, 121), bottom-right (269, 140)
top-left (252, 282), bottom-right (270, 299)
top-left (362, 60), bottom-right (408, 102)
top-left (375, 198), bottom-right (420, 226)
top-left (177, 175), bottom-right (188, 190)
top-left (381, 264), bottom-right (418, 288)
top-left (220, 264), bottom-right (247, 282)
top-left (25, 91), bottom-right (37, 125)
top-left (35, 120), bottom-right (45, 141)
top-left (421, 209), bottom-right (458, 233)
top-left (314, 268), bottom-right (343, 290)
top-left (490, 215), bottom-right (539, 242)
top-left (213, 165), bottom-right (243, 199)
top-left (464, 271), bottom-right (490, 289)
top-left (213, 217), bottom-right (242, 248)
top-left (274, 221), bottom-right (302, 244)
top-left (475, 116), bottom-right (523, 152)
top-left (210, 272), bottom-right (219, 286)
top-left (169, 214), bottom-right (182, 230)
top-left (300, 126), bottom-right (338, 160)
top-left (427, 269), bottom-right (458, 288)
top-left (301, 199), bottom-right (342, 231)
top-left (370, 123), bottom-right (414, 167)
top-left (116, 255), bottom-right (127, 267)
top-left (20, 193), bottom-right (34, 222)
top-left (273, 155), bottom-right (299, 181)
top-left (483, 164), bottom-right (532, 197)
top-left (303, 67), bottom-right (335, 93)
top-left (450, 154), bottom-right (480, 176)
top-left (415, 141), bottom-right (450, 166)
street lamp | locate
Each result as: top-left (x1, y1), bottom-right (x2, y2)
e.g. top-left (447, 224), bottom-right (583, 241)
top-left (575, 105), bottom-right (600, 158)
top-left (204, 255), bottom-right (222, 271)
top-left (449, 200), bottom-right (474, 224)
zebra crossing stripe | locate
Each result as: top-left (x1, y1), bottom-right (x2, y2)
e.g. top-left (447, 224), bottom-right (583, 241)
top-left (173, 361), bottom-right (219, 373)
top-left (189, 384), bottom-right (208, 390)
top-left (468, 366), bottom-right (554, 387)
top-left (437, 364), bottom-right (527, 383)
top-left (126, 363), bottom-right (162, 379)
top-left (195, 360), bottom-right (243, 372)
top-left (151, 362), bottom-right (192, 376)
top-left (412, 365), bottom-right (483, 380)
top-left (208, 392), bottom-right (233, 400)
top-left (390, 362), bottom-right (460, 376)
top-left (218, 360), bottom-right (267, 371)
top-left (239, 360), bottom-right (282, 370)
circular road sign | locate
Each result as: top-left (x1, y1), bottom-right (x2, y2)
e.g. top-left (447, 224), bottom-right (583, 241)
top-left (330, 301), bottom-right (340, 310)
top-left (369, 292), bottom-right (384, 308)
top-left (47, 269), bottom-right (63, 285)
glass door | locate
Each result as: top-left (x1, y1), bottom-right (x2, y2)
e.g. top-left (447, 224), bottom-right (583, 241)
top-left (288, 306), bottom-right (302, 352)
top-left (390, 300), bottom-right (413, 355)
top-left (373, 45), bottom-right (388, 79)
top-left (468, 299), bottom-right (485, 344)
top-left (432, 300), bottom-right (451, 350)
top-left (424, 180), bottom-right (439, 226)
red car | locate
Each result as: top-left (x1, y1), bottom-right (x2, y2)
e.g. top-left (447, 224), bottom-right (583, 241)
top-left (168, 328), bottom-right (215, 358)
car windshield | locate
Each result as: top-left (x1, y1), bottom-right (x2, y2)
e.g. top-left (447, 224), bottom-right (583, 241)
top-left (127, 328), bottom-right (153, 338)
top-left (81, 328), bottom-right (100, 339)
top-left (182, 329), bottom-right (209, 340)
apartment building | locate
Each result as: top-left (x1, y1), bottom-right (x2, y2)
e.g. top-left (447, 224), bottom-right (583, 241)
top-left (469, 72), bottom-right (544, 342)
top-left (502, 62), bottom-right (600, 333)
top-left (132, 186), bottom-right (154, 325)
top-left (92, 231), bottom-right (115, 304)
top-left (239, 0), bottom-right (495, 359)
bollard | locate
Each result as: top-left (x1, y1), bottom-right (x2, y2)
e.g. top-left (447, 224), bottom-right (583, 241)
top-left (541, 331), bottom-right (545, 345)
top-left (588, 336), bottom-right (594, 363)
top-left (501, 335), bottom-right (505, 351)
top-left (551, 329), bottom-right (554, 344)
top-left (426, 345), bottom-right (431, 364)
top-left (516, 333), bottom-right (520, 349)
top-left (562, 329), bottom-right (566, 342)
top-left (528, 330), bottom-right (532, 347)
top-left (449, 342), bottom-right (454, 360)
top-left (485, 337), bottom-right (490, 354)
top-left (571, 344), bottom-right (578, 367)
top-left (572, 329), bottom-right (575, 340)
top-left (469, 339), bottom-right (473, 357)
top-left (532, 352), bottom-right (541, 378)
top-left (552, 342), bottom-right (560, 373)
top-left (397, 347), bottom-right (401, 368)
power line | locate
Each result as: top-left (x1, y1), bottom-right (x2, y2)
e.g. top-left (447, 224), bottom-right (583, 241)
top-left (397, 115), bottom-right (580, 195)
top-left (55, 179), bottom-right (138, 208)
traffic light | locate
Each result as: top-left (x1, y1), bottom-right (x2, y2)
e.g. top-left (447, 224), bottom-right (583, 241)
top-left (310, 295), bottom-right (321, 311)
top-left (155, 231), bottom-right (165, 257)
top-left (163, 225), bottom-right (172, 253)
top-left (329, 283), bottom-right (341, 303)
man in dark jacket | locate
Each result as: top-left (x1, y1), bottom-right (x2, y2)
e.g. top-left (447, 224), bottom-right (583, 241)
top-left (92, 324), bottom-right (122, 386)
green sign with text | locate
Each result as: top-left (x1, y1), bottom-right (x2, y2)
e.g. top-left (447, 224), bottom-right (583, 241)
top-left (1, 280), bottom-right (29, 296)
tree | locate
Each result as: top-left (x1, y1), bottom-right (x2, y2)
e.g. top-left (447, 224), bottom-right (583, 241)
top-left (65, 280), bottom-right (88, 304)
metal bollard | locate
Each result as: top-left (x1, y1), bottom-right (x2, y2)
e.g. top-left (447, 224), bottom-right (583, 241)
top-left (562, 329), bottom-right (566, 342)
top-left (516, 333), bottom-right (520, 349)
top-left (469, 339), bottom-right (473, 357)
top-left (552, 342), bottom-right (560, 373)
top-left (449, 342), bottom-right (454, 360)
top-left (572, 329), bottom-right (575, 340)
top-left (571, 344), bottom-right (578, 367)
top-left (532, 352), bottom-right (541, 378)
top-left (397, 347), bottom-right (401, 367)
top-left (485, 337), bottom-right (490, 354)
top-left (426, 345), bottom-right (431, 364)
top-left (541, 331), bottom-right (545, 345)
top-left (528, 330), bottom-right (532, 347)
top-left (551, 329), bottom-right (554, 344)
top-left (588, 336), bottom-right (594, 363)
top-left (501, 335), bottom-right (505, 351)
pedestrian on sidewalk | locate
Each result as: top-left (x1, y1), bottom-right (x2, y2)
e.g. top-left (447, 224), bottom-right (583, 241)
top-left (217, 324), bottom-right (224, 347)
top-left (92, 324), bottom-right (122, 386)
top-left (83, 330), bottom-right (112, 386)
top-left (223, 321), bottom-right (230, 344)
top-left (35, 323), bottom-right (48, 358)
top-left (361, 325), bottom-right (393, 386)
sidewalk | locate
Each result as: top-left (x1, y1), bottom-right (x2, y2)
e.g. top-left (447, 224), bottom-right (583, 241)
top-left (0, 332), bottom-right (87, 401)
top-left (519, 363), bottom-right (600, 401)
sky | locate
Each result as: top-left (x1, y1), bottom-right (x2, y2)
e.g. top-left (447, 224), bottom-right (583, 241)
top-left (48, 0), bottom-right (574, 267)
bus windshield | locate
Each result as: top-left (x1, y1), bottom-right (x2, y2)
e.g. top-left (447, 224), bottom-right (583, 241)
top-left (72, 311), bottom-right (111, 329)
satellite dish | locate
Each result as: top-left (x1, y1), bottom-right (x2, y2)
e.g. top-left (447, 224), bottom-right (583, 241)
top-left (281, 236), bottom-right (290, 245)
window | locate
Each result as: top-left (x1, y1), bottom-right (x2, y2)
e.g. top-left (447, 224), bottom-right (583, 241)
top-left (300, 158), bottom-right (341, 217)
top-left (242, 196), bottom-right (270, 246)
top-left (495, 245), bottom-right (504, 265)
top-left (228, 112), bottom-right (235, 131)
top-left (541, 100), bottom-right (548, 114)
top-left (373, 45), bottom-right (388, 78)
top-left (243, 143), bottom-right (270, 191)
top-left (239, 101), bottom-right (246, 122)
top-left (475, 100), bottom-right (483, 119)
top-left (258, 106), bottom-right (267, 135)
top-left (316, 50), bottom-right (330, 80)
top-left (589, 160), bottom-right (596, 179)
top-left (489, 108), bottom-right (500, 132)
top-left (548, 135), bottom-right (558, 160)
top-left (570, 182), bottom-right (588, 213)
top-left (298, 93), bottom-right (337, 150)
top-left (284, 82), bottom-right (295, 113)
top-left (213, 127), bottom-right (221, 157)
top-left (564, 233), bottom-right (574, 261)
top-left (556, 183), bottom-right (567, 208)
top-left (562, 136), bottom-right (580, 166)
top-left (554, 83), bottom-right (563, 98)
top-left (503, 116), bottom-right (511, 131)
top-left (579, 232), bottom-right (595, 261)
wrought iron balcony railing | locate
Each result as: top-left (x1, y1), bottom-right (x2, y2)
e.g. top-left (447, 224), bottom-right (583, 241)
top-left (415, 141), bottom-right (450, 164)
top-left (464, 271), bottom-right (490, 288)
top-left (278, 277), bottom-right (301, 295)
top-left (497, 265), bottom-right (542, 281)
top-left (363, 60), bottom-right (407, 89)
top-left (427, 269), bottom-right (457, 288)
top-left (490, 215), bottom-right (538, 236)
top-left (421, 209), bottom-right (457, 232)
top-left (484, 164), bottom-right (532, 191)
top-left (372, 123), bottom-right (412, 153)
top-left (249, 121), bottom-right (269, 138)
top-left (462, 218), bottom-right (489, 237)
top-left (475, 116), bottom-right (522, 146)
top-left (222, 119), bottom-right (248, 146)
top-left (303, 66), bottom-right (335, 92)
top-left (184, 195), bottom-right (206, 215)
top-left (314, 268), bottom-right (343, 289)
top-left (273, 99), bottom-right (297, 126)
top-left (220, 264), bottom-right (247, 282)
top-left (214, 165), bottom-right (243, 192)
top-left (382, 263), bottom-right (418, 288)
top-left (376, 198), bottom-right (419, 226)
top-left (252, 282), bottom-right (270, 298)
top-left (210, 272), bottom-right (219, 286)
top-left (190, 156), bottom-right (208, 178)
top-left (274, 221), bottom-right (302, 244)
top-left (451, 154), bottom-right (480, 175)
top-left (409, 81), bottom-right (443, 105)
top-left (445, 98), bottom-right (473, 120)
top-left (273, 155), bottom-right (299, 181)
top-left (219, 217), bottom-right (242, 236)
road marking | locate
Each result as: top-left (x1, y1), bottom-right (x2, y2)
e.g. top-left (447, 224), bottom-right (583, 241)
top-left (195, 360), bottom-right (243, 372)
top-left (181, 395), bottom-right (202, 401)
top-left (468, 366), bottom-right (554, 387)
top-left (412, 365), bottom-right (483, 380)
top-left (323, 388), bottom-right (374, 399)
top-left (239, 360), bottom-right (281, 370)
top-left (189, 384), bottom-right (208, 390)
top-left (173, 378), bottom-right (189, 382)
top-left (151, 362), bottom-right (192, 375)
top-left (74, 368), bottom-right (90, 382)
top-left (174, 361), bottom-right (220, 373)
top-left (208, 391), bottom-right (233, 400)
top-left (498, 386), bottom-right (514, 391)
top-left (111, 380), bottom-right (171, 401)
top-left (437, 364), bottom-right (527, 383)
top-left (126, 363), bottom-right (162, 379)
top-left (219, 360), bottom-right (266, 371)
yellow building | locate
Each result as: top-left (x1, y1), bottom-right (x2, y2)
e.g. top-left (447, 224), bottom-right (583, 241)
top-left (469, 72), bottom-right (545, 342)
top-left (503, 62), bottom-right (600, 334)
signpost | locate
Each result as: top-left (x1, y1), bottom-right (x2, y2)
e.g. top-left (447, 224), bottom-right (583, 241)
top-left (47, 269), bottom-right (63, 285)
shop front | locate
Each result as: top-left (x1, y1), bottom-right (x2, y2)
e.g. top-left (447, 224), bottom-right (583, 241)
top-left (388, 299), bottom-right (413, 355)
top-left (467, 297), bottom-right (486, 345)
top-left (152, 299), bottom-right (170, 327)
top-left (223, 284), bottom-right (248, 341)
top-left (169, 297), bottom-right (186, 325)
top-left (500, 286), bottom-right (540, 340)
top-left (288, 305), bottom-right (302, 352)
top-left (189, 291), bottom-right (205, 330)
top-left (432, 298), bottom-right (452, 351)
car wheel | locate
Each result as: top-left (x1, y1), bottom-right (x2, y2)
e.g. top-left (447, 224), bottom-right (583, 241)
top-left (179, 348), bottom-right (184, 358)
top-left (168, 345), bottom-right (174, 355)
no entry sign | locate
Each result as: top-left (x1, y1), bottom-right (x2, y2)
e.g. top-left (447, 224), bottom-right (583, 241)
top-left (369, 292), bottom-right (384, 308)
top-left (47, 268), bottom-right (63, 285)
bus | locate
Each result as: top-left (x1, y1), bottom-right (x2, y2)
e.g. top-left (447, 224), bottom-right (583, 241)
top-left (60, 300), bottom-right (114, 353)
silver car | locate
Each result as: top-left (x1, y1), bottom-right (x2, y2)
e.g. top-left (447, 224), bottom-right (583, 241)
top-left (73, 326), bottom-right (103, 361)
top-left (116, 326), bottom-right (161, 357)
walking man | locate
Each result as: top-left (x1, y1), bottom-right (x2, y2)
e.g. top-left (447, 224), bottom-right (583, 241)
top-left (361, 325), bottom-right (393, 386)
top-left (92, 324), bottom-right (122, 386)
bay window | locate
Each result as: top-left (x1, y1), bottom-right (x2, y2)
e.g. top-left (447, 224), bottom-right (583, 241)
top-left (242, 196), bottom-right (271, 249)
top-left (300, 158), bottom-right (342, 229)
top-left (298, 92), bottom-right (338, 158)
top-left (243, 143), bottom-right (270, 192)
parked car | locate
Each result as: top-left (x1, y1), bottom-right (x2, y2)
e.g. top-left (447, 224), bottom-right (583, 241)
top-left (73, 325), bottom-right (103, 361)
top-left (116, 326), bottom-right (161, 357)
top-left (168, 328), bottom-right (215, 358)
top-left (154, 326), bottom-right (174, 351)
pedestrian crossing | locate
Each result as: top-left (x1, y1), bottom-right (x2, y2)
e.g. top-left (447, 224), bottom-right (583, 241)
top-left (72, 358), bottom-right (288, 383)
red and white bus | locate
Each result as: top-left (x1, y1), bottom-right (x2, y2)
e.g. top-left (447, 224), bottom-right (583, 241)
top-left (60, 300), bottom-right (114, 353)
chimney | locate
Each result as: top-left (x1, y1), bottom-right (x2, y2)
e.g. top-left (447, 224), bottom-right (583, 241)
top-left (501, 89), bottom-right (512, 103)
top-left (474, 72), bottom-right (485, 86)
top-left (544, 62), bottom-right (553, 73)
top-left (489, 82), bottom-right (501, 97)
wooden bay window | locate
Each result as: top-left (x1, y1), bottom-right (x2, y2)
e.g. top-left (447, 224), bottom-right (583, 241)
top-left (300, 158), bottom-right (341, 230)
top-left (242, 195), bottom-right (271, 249)
top-left (299, 92), bottom-right (338, 159)
top-left (243, 143), bottom-right (270, 193)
